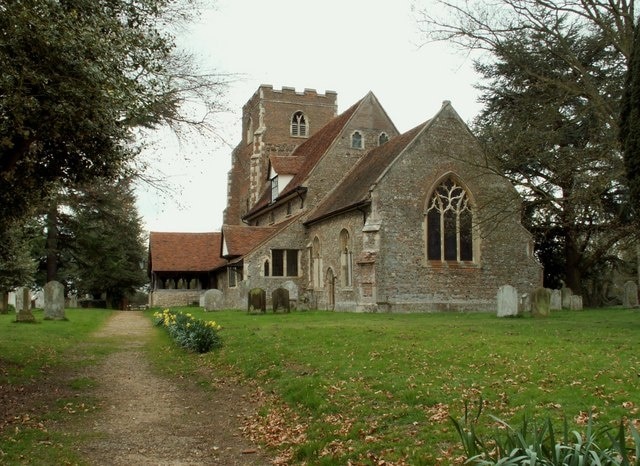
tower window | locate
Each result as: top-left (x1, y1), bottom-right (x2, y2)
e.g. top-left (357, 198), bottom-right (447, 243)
top-left (291, 111), bottom-right (308, 137)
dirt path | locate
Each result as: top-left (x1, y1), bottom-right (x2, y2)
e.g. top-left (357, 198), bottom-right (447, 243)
top-left (75, 311), bottom-right (271, 465)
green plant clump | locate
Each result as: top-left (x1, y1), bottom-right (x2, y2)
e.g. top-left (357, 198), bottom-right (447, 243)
top-left (153, 308), bottom-right (222, 353)
top-left (451, 401), bottom-right (640, 465)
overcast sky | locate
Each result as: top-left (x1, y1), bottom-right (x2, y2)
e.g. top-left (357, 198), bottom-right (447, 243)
top-left (135, 0), bottom-right (482, 233)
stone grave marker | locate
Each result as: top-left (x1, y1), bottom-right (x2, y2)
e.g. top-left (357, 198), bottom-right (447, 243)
top-left (282, 281), bottom-right (298, 310)
top-left (570, 295), bottom-right (583, 310)
top-left (622, 281), bottom-right (639, 308)
top-left (531, 288), bottom-right (551, 317)
top-left (44, 280), bottom-right (66, 320)
top-left (561, 287), bottom-right (572, 309)
top-left (203, 289), bottom-right (224, 311)
top-left (272, 287), bottom-right (290, 313)
top-left (497, 285), bottom-right (519, 317)
top-left (15, 287), bottom-right (35, 323)
top-left (248, 288), bottom-right (266, 313)
top-left (550, 289), bottom-right (562, 311)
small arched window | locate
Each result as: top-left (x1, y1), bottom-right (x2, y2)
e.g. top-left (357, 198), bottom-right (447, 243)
top-left (426, 177), bottom-right (474, 262)
top-left (378, 132), bottom-right (389, 145)
top-left (339, 229), bottom-right (353, 287)
top-left (264, 259), bottom-right (270, 277)
top-left (291, 111), bottom-right (308, 137)
top-left (351, 131), bottom-right (363, 149)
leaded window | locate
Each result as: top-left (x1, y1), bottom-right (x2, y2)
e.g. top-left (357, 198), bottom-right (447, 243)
top-left (426, 178), bottom-right (473, 262)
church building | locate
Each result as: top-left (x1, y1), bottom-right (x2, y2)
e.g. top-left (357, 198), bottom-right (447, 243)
top-left (149, 85), bottom-right (542, 311)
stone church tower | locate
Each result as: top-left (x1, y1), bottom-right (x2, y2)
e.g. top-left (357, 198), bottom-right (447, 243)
top-left (223, 85), bottom-right (337, 225)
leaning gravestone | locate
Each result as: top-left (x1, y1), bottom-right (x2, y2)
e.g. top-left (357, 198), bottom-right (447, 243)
top-left (15, 287), bottom-right (35, 323)
top-left (203, 289), bottom-right (224, 311)
top-left (550, 289), bottom-right (562, 311)
top-left (497, 285), bottom-right (519, 317)
top-left (531, 288), bottom-right (551, 317)
top-left (561, 287), bottom-right (572, 309)
top-left (272, 287), bottom-right (290, 313)
top-left (248, 288), bottom-right (266, 313)
top-left (622, 281), bottom-right (639, 308)
top-left (44, 280), bottom-right (66, 320)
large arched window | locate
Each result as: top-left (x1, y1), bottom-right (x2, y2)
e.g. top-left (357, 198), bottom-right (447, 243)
top-left (426, 177), bottom-right (474, 262)
top-left (339, 229), bottom-right (353, 287)
top-left (291, 111), bottom-right (308, 137)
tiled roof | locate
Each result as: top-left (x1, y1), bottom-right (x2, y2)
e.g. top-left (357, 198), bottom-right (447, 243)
top-left (149, 232), bottom-right (225, 272)
top-left (269, 155), bottom-right (305, 175)
top-left (221, 225), bottom-right (280, 258)
top-left (244, 98), bottom-right (364, 218)
top-left (305, 121), bottom-right (428, 225)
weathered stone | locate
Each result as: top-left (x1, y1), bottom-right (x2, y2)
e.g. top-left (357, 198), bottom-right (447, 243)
top-left (570, 295), bottom-right (583, 311)
top-left (34, 290), bottom-right (45, 309)
top-left (44, 281), bottom-right (66, 320)
top-left (550, 289), bottom-right (562, 311)
top-left (531, 288), bottom-right (551, 317)
top-left (622, 281), bottom-right (639, 308)
top-left (272, 287), bottom-right (290, 313)
top-left (66, 295), bottom-right (78, 308)
top-left (561, 287), bottom-right (572, 309)
top-left (497, 285), bottom-right (519, 317)
top-left (203, 289), bottom-right (224, 311)
top-left (248, 288), bottom-right (266, 313)
top-left (15, 287), bottom-right (35, 323)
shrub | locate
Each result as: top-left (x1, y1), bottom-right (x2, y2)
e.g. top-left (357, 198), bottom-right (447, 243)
top-left (153, 309), bottom-right (222, 353)
top-left (451, 401), bottom-right (640, 465)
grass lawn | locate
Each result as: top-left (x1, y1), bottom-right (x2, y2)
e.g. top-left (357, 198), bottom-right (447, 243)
top-left (0, 308), bottom-right (114, 465)
top-left (149, 307), bottom-right (640, 465)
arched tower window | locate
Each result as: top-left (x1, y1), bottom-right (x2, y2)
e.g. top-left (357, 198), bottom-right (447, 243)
top-left (351, 131), bottom-right (363, 149)
top-left (378, 132), bottom-right (389, 145)
top-left (291, 111), bottom-right (308, 137)
top-left (339, 229), bottom-right (353, 287)
top-left (426, 177), bottom-right (474, 262)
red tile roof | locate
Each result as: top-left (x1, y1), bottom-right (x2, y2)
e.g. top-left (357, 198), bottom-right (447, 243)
top-left (149, 232), bottom-right (225, 272)
top-left (269, 155), bottom-right (305, 175)
top-left (221, 225), bottom-right (280, 258)
top-left (305, 121), bottom-right (428, 225)
top-left (244, 98), bottom-right (364, 218)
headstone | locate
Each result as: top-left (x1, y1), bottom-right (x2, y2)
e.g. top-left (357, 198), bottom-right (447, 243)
top-left (570, 295), bottom-right (583, 311)
top-left (44, 280), bottom-right (66, 320)
top-left (0, 291), bottom-right (8, 315)
top-left (272, 287), bottom-right (290, 313)
top-left (622, 281), bottom-right (639, 308)
top-left (203, 289), bottom-right (224, 311)
top-left (550, 289), bottom-right (562, 311)
top-left (248, 288), bottom-right (266, 313)
top-left (66, 295), bottom-right (78, 308)
top-left (497, 285), bottom-right (519, 317)
top-left (561, 287), bottom-right (572, 309)
top-left (282, 281), bottom-right (298, 310)
top-left (34, 290), bottom-right (45, 309)
top-left (531, 288), bottom-right (551, 317)
top-left (15, 287), bottom-right (35, 323)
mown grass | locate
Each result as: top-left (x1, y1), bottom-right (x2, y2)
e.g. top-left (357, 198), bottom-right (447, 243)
top-left (146, 307), bottom-right (640, 464)
top-left (0, 308), bottom-right (115, 465)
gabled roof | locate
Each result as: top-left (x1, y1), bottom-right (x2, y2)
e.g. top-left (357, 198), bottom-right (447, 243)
top-left (221, 225), bottom-right (280, 258)
top-left (305, 121), bottom-right (428, 225)
top-left (244, 97), bottom-right (365, 219)
top-left (149, 232), bottom-right (225, 272)
top-left (269, 155), bottom-right (305, 176)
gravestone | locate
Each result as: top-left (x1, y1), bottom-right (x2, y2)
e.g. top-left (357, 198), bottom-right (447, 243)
top-left (570, 295), bottom-right (583, 310)
top-left (66, 295), bottom-right (78, 308)
top-left (15, 287), bottom-right (35, 323)
top-left (44, 281), bottom-right (66, 320)
top-left (561, 287), bottom-right (572, 309)
top-left (248, 288), bottom-right (266, 313)
top-left (497, 285), bottom-right (519, 317)
top-left (622, 281), bottom-right (639, 308)
top-left (282, 281), bottom-right (299, 310)
top-left (550, 289), bottom-right (562, 311)
top-left (531, 288), bottom-right (551, 317)
top-left (203, 289), bottom-right (224, 311)
top-left (272, 287), bottom-right (290, 313)
top-left (34, 290), bottom-right (45, 309)
top-left (0, 291), bottom-right (8, 315)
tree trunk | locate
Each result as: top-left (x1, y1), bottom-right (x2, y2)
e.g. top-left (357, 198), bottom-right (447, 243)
top-left (564, 231), bottom-right (583, 294)
top-left (46, 202), bottom-right (59, 283)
